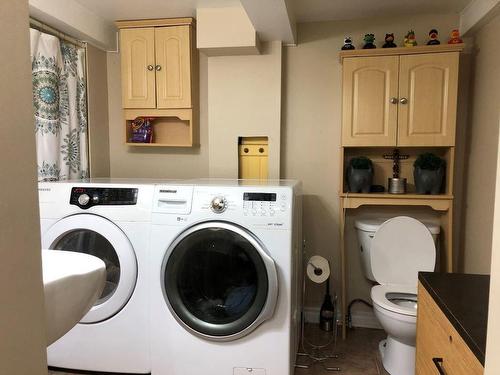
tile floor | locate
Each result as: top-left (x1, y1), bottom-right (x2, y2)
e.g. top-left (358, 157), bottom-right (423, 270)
top-left (48, 326), bottom-right (388, 375)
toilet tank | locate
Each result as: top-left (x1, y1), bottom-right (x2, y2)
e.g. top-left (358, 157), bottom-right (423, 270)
top-left (354, 218), bottom-right (440, 282)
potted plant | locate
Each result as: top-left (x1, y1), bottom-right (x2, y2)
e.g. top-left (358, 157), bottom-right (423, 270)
top-left (346, 157), bottom-right (373, 193)
top-left (413, 153), bottom-right (446, 194)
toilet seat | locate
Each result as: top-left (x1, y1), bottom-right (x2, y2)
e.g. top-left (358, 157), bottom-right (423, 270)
top-left (371, 284), bottom-right (417, 316)
top-left (370, 216), bottom-right (436, 287)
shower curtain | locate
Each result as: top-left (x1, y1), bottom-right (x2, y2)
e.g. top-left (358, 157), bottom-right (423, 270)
top-left (30, 28), bottom-right (88, 181)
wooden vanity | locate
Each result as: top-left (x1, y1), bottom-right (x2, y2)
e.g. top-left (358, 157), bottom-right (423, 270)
top-left (416, 272), bottom-right (489, 374)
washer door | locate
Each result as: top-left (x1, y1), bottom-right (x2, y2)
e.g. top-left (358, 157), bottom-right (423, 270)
top-left (42, 214), bottom-right (137, 323)
top-left (162, 221), bottom-right (278, 341)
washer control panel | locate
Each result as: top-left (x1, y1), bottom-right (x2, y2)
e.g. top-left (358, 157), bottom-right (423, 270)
top-left (243, 191), bottom-right (288, 217)
top-left (70, 187), bottom-right (138, 209)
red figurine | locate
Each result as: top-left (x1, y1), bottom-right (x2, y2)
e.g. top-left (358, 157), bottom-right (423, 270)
top-left (448, 29), bottom-right (463, 44)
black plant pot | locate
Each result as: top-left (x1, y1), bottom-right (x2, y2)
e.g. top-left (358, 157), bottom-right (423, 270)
top-left (414, 166), bottom-right (445, 194)
top-left (347, 166), bottom-right (373, 193)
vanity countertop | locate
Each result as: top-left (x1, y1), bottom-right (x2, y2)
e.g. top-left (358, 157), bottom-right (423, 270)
top-left (418, 272), bottom-right (489, 365)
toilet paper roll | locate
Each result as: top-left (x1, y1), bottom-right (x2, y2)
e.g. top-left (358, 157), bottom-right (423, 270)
top-left (306, 255), bottom-right (330, 284)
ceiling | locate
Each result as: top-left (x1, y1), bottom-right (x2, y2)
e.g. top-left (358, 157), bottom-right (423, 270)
top-left (73, 0), bottom-right (240, 21)
top-left (74, 0), bottom-right (472, 24)
top-left (292, 0), bottom-right (472, 23)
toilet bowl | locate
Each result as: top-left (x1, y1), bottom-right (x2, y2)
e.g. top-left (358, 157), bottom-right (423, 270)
top-left (355, 216), bottom-right (437, 375)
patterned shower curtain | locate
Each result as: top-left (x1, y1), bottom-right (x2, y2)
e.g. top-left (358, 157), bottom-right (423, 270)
top-left (30, 28), bottom-right (89, 181)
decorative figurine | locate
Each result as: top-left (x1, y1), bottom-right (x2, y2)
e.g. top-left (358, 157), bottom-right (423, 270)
top-left (427, 29), bottom-right (440, 45)
top-left (382, 33), bottom-right (397, 48)
top-left (341, 36), bottom-right (355, 50)
top-left (448, 29), bottom-right (463, 44)
top-left (363, 33), bottom-right (376, 49)
top-left (346, 157), bottom-right (374, 193)
top-left (383, 149), bottom-right (409, 194)
top-left (404, 30), bottom-right (417, 47)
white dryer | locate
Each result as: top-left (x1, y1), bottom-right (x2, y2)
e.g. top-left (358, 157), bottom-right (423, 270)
top-left (39, 179), bottom-right (154, 373)
top-left (150, 179), bottom-right (302, 375)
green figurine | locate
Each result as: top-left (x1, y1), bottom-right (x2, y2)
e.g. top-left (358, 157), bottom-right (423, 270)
top-left (404, 30), bottom-right (417, 47)
top-left (363, 33), bottom-right (376, 49)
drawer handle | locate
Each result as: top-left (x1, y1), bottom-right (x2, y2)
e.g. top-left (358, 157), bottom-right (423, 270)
top-left (432, 357), bottom-right (446, 375)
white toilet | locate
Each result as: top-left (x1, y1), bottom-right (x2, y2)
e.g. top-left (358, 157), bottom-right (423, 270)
top-left (354, 216), bottom-right (439, 375)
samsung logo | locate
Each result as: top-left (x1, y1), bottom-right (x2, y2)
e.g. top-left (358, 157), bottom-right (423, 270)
top-left (38, 188), bottom-right (51, 192)
top-left (159, 189), bottom-right (177, 193)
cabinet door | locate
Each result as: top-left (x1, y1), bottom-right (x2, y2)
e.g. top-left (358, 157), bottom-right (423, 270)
top-left (120, 28), bottom-right (156, 108)
top-left (342, 56), bottom-right (399, 146)
top-left (239, 145), bottom-right (268, 180)
top-left (155, 26), bottom-right (192, 109)
top-left (398, 53), bottom-right (459, 146)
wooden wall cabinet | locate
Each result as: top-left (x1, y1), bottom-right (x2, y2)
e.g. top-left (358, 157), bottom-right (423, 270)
top-left (116, 18), bottom-right (197, 147)
top-left (119, 21), bottom-right (193, 109)
top-left (342, 46), bottom-right (461, 147)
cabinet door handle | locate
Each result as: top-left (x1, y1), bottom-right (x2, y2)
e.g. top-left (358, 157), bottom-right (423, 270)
top-left (147, 65), bottom-right (154, 71)
top-left (432, 357), bottom-right (446, 375)
top-left (400, 97), bottom-right (408, 104)
top-left (155, 64), bottom-right (162, 71)
top-left (389, 97), bottom-right (398, 104)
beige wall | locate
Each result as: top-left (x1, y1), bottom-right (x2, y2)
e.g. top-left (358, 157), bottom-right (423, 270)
top-left (208, 41), bottom-right (282, 178)
top-left (87, 44), bottom-right (110, 177)
top-left (485, 117), bottom-right (500, 373)
top-left (0, 0), bottom-right (47, 373)
top-left (106, 51), bottom-right (209, 179)
top-left (282, 14), bottom-right (461, 315)
top-left (460, 13), bottom-right (500, 274)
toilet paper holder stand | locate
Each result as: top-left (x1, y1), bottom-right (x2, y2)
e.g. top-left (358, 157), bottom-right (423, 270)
top-left (295, 255), bottom-right (342, 372)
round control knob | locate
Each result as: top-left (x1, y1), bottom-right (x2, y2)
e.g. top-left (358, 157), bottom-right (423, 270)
top-left (210, 196), bottom-right (227, 213)
top-left (78, 193), bottom-right (90, 206)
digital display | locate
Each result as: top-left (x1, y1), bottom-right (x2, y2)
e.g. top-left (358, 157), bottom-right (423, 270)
top-left (243, 192), bottom-right (277, 202)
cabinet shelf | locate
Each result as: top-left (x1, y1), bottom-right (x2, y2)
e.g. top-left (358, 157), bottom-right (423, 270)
top-left (339, 193), bottom-right (453, 211)
top-left (125, 142), bottom-right (193, 148)
top-left (124, 108), bottom-right (196, 147)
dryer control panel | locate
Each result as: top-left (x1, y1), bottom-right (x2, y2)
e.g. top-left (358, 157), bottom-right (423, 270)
top-left (70, 187), bottom-right (138, 209)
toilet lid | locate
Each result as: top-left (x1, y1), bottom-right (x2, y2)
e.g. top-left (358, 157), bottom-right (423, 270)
top-left (371, 216), bottom-right (436, 287)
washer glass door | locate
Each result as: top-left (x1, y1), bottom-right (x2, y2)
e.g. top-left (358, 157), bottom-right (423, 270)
top-left (42, 214), bottom-right (137, 323)
top-left (162, 222), bottom-right (278, 341)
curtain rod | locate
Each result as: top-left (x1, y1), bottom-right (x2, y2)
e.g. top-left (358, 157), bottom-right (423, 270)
top-left (29, 17), bottom-right (86, 49)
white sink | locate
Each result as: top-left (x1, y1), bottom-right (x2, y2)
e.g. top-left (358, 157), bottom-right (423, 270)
top-left (42, 249), bottom-right (106, 345)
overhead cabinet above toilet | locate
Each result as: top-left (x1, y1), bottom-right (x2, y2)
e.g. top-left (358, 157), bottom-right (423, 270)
top-left (341, 46), bottom-right (463, 147)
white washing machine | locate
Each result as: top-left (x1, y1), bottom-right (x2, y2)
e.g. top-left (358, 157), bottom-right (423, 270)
top-left (39, 179), bottom-right (155, 373)
top-left (150, 179), bottom-right (302, 375)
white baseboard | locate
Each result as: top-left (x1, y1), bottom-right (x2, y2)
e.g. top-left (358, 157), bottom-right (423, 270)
top-left (350, 310), bottom-right (382, 329)
top-left (303, 306), bottom-right (382, 330)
